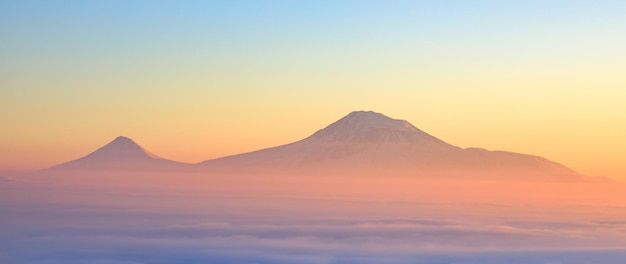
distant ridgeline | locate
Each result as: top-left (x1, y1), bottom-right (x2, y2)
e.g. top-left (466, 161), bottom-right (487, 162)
top-left (49, 111), bottom-right (582, 181)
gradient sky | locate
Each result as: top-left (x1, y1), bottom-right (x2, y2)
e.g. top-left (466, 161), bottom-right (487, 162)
top-left (1, 1), bottom-right (625, 179)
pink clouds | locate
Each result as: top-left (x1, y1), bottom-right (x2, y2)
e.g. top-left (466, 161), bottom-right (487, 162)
top-left (3, 170), bottom-right (626, 263)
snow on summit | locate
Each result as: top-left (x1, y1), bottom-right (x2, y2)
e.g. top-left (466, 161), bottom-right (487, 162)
top-left (199, 111), bottom-right (582, 180)
top-left (44, 111), bottom-right (583, 180)
top-left (306, 111), bottom-right (454, 147)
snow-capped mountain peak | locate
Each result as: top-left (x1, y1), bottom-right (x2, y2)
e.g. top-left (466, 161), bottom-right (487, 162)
top-left (305, 111), bottom-right (452, 147)
top-left (199, 110), bottom-right (581, 180)
top-left (329, 111), bottom-right (418, 131)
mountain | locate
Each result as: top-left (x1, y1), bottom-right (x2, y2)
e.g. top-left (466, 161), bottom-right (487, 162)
top-left (199, 111), bottom-right (581, 180)
top-left (45, 111), bottom-right (583, 180)
top-left (50, 136), bottom-right (189, 171)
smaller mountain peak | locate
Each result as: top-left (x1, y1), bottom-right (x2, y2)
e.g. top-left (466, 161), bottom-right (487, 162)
top-left (49, 136), bottom-right (183, 171)
top-left (112, 136), bottom-right (133, 143)
top-left (87, 136), bottom-right (161, 160)
top-left (106, 136), bottom-right (140, 148)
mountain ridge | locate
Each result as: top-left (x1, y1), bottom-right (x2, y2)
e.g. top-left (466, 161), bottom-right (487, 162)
top-left (47, 111), bottom-right (583, 180)
top-left (197, 111), bottom-right (581, 180)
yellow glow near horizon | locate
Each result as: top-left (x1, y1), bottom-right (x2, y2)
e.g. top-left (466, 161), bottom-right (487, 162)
top-left (1, 1), bottom-right (625, 179)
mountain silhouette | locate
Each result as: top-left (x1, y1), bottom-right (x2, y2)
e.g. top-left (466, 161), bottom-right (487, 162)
top-left (50, 136), bottom-right (188, 171)
top-left (199, 111), bottom-right (581, 180)
top-left (46, 112), bottom-right (582, 180)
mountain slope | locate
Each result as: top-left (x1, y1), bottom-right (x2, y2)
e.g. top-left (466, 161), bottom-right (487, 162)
top-left (199, 111), bottom-right (581, 180)
top-left (50, 136), bottom-right (188, 171)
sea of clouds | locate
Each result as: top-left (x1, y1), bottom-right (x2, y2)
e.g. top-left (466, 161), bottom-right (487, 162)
top-left (2, 173), bottom-right (626, 264)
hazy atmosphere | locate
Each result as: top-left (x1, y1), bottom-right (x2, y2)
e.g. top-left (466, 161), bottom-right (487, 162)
top-left (2, 1), bottom-right (626, 264)
top-left (2, 1), bottom-right (626, 179)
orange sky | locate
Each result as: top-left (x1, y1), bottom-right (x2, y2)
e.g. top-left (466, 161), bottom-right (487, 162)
top-left (1, 1), bottom-right (625, 179)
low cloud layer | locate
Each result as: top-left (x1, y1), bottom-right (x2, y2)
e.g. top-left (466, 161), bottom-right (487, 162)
top-left (3, 174), bottom-right (626, 263)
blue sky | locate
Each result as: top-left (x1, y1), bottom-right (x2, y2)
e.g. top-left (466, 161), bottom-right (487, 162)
top-left (2, 0), bottom-right (626, 178)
